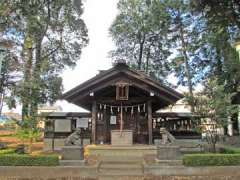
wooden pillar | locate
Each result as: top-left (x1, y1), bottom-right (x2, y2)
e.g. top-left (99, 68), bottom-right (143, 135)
top-left (148, 100), bottom-right (152, 144)
top-left (91, 101), bottom-right (97, 144)
top-left (238, 105), bottom-right (240, 135)
top-left (52, 119), bottom-right (55, 151)
top-left (103, 106), bottom-right (108, 143)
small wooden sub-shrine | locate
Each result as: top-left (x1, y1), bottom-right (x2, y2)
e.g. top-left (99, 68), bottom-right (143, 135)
top-left (59, 61), bottom-right (183, 146)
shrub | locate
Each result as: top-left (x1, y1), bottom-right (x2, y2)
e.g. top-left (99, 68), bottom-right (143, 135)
top-left (0, 149), bottom-right (15, 155)
top-left (183, 154), bottom-right (240, 166)
top-left (219, 147), bottom-right (240, 154)
top-left (0, 154), bottom-right (59, 166)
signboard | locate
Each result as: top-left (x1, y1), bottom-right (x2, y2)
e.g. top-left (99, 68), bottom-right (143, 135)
top-left (54, 119), bottom-right (71, 132)
top-left (76, 118), bottom-right (89, 128)
top-left (110, 116), bottom-right (116, 125)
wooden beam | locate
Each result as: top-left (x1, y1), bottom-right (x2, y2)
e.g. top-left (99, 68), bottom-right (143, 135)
top-left (96, 97), bottom-right (152, 104)
top-left (91, 101), bottom-right (97, 144)
top-left (148, 100), bottom-right (153, 144)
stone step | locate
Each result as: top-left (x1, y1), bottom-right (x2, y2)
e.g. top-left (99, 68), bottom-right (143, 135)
top-left (99, 169), bottom-right (143, 176)
top-left (98, 161), bottom-right (143, 176)
top-left (59, 160), bottom-right (85, 166)
top-left (155, 159), bottom-right (183, 166)
top-left (99, 156), bottom-right (143, 162)
top-left (100, 161), bottom-right (142, 169)
top-left (99, 175), bottom-right (145, 180)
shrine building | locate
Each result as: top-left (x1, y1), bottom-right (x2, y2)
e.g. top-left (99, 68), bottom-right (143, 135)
top-left (44, 61), bottom-right (200, 151)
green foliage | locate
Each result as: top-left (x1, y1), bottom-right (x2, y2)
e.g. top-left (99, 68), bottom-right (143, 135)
top-left (2, 119), bottom-right (16, 130)
top-left (15, 116), bottom-right (41, 153)
top-left (0, 149), bottom-right (15, 155)
top-left (0, 0), bottom-right (88, 118)
top-left (110, 0), bottom-right (240, 102)
top-left (109, 0), bottom-right (172, 82)
top-left (183, 154), bottom-right (240, 166)
top-left (189, 79), bottom-right (238, 152)
top-left (219, 147), bottom-right (240, 154)
top-left (191, 0), bottom-right (240, 29)
top-left (0, 154), bottom-right (59, 166)
top-left (194, 79), bottom-right (237, 125)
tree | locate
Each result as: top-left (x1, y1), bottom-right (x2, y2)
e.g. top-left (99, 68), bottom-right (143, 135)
top-left (163, 0), bottom-right (209, 113)
top-left (15, 116), bottom-right (41, 154)
top-left (191, 0), bottom-right (240, 30)
top-left (0, 0), bottom-right (89, 119)
top-left (193, 79), bottom-right (238, 152)
top-left (190, 0), bottom-right (240, 92)
top-left (0, 39), bottom-right (20, 115)
top-left (109, 0), bottom-right (171, 82)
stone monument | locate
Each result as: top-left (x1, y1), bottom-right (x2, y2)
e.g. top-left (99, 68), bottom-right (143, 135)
top-left (60, 128), bottom-right (85, 166)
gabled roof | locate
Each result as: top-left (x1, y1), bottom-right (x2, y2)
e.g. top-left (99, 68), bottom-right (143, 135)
top-left (62, 62), bottom-right (183, 111)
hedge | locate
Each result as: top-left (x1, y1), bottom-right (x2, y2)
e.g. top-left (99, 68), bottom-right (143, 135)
top-left (183, 154), bottom-right (240, 166)
top-left (0, 154), bottom-right (59, 166)
top-left (0, 149), bottom-right (15, 155)
top-left (219, 147), bottom-right (240, 154)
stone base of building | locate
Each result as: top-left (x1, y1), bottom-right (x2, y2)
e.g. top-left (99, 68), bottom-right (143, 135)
top-left (43, 138), bottom-right (90, 151)
top-left (156, 145), bottom-right (181, 160)
top-left (59, 160), bottom-right (85, 166)
top-left (111, 130), bottom-right (133, 146)
top-left (61, 146), bottom-right (84, 160)
top-left (155, 159), bottom-right (182, 166)
top-left (87, 144), bottom-right (156, 163)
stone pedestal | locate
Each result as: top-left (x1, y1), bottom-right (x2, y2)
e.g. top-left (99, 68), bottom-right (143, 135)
top-left (111, 130), bottom-right (133, 146)
top-left (156, 145), bottom-right (181, 160)
top-left (61, 146), bottom-right (84, 160)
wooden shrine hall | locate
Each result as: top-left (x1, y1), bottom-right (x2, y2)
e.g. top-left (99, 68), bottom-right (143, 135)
top-left (61, 61), bottom-right (184, 145)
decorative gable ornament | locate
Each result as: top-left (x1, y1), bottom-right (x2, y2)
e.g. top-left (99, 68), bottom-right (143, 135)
top-left (116, 81), bottom-right (129, 100)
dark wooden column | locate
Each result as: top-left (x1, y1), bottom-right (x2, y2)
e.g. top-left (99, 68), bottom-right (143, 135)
top-left (147, 100), bottom-right (153, 144)
top-left (91, 101), bottom-right (97, 144)
top-left (103, 106), bottom-right (108, 143)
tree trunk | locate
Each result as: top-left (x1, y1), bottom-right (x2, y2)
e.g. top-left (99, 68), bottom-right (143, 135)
top-left (31, 38), bottom-right (43, 119)
top-left (28, 137), bottom-right (33, 154)
top-left (145, 47), bottom-right (150, 74)
top-left (179, 22), bottom-right (195, 113)
top-left (22, 35), bottom-right (33, 120)
top-left (138, 34), bottom-right (145, 70)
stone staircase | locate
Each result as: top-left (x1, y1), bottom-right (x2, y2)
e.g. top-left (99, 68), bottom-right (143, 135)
top-left (98, 160), bottom-right (144, 180)
top-left (98, 161), bottom-right (143, 175)
top-left (86, 145), bottom-right (153, 178)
